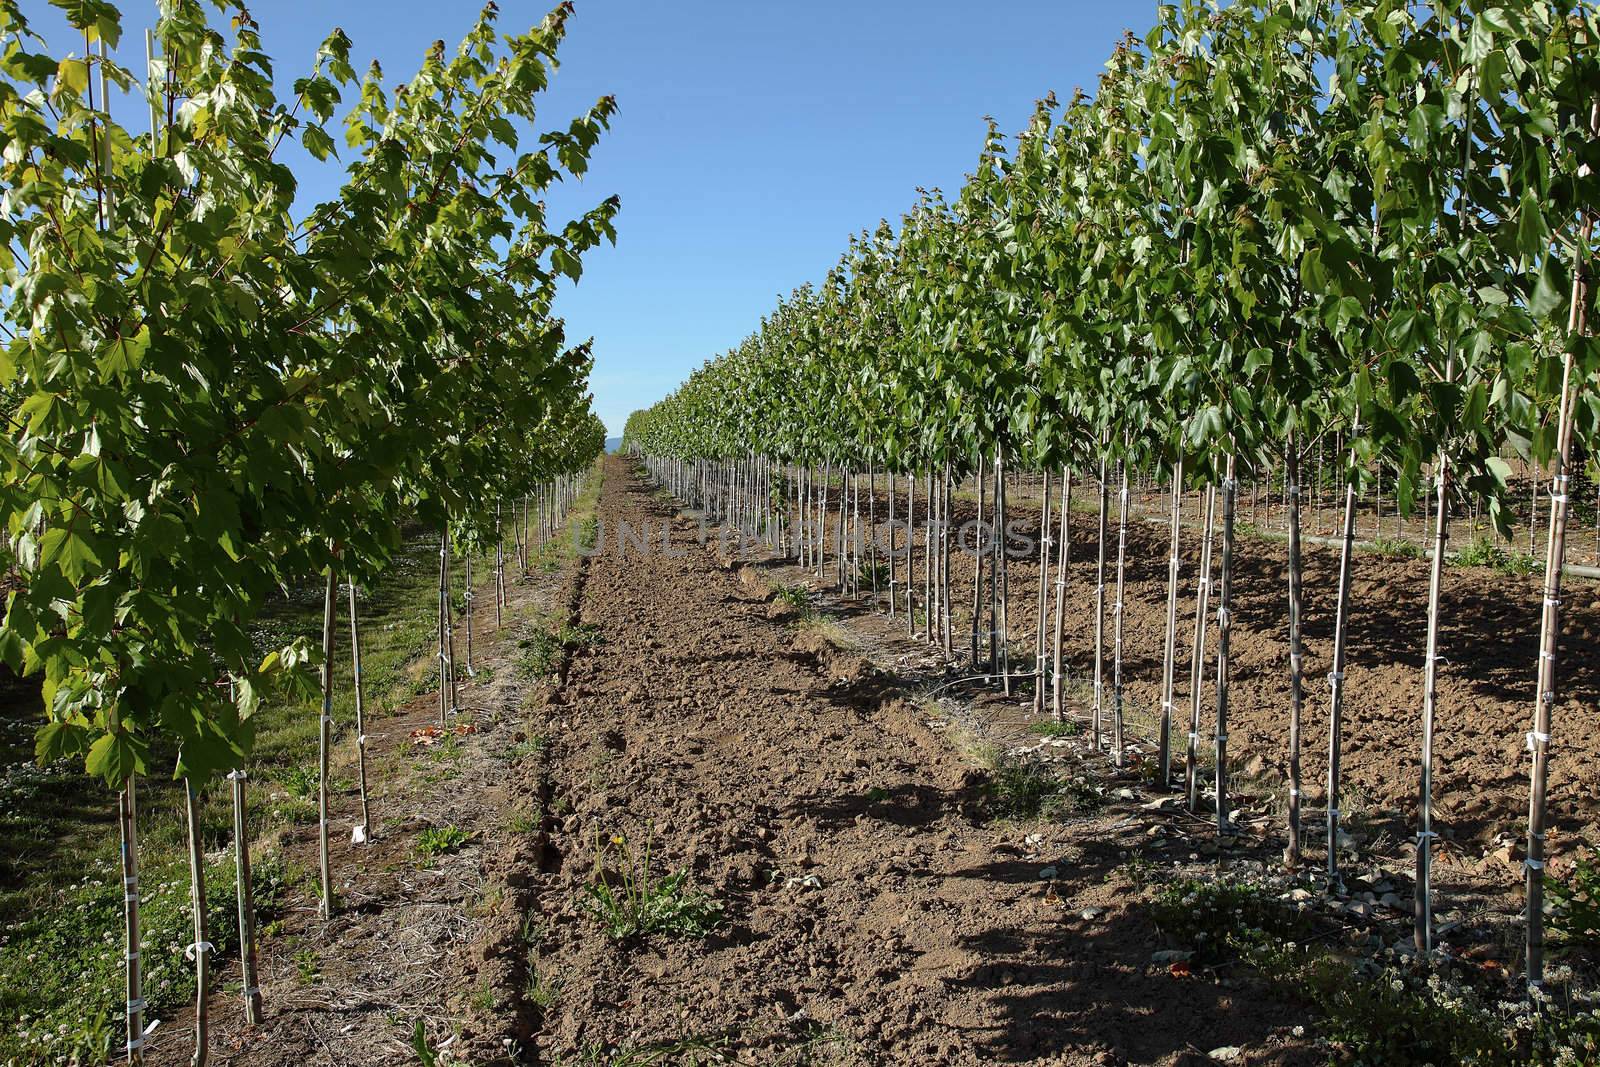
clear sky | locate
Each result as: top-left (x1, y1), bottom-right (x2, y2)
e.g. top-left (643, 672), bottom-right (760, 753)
top-left (25, 1), bottom-right (1162, 435)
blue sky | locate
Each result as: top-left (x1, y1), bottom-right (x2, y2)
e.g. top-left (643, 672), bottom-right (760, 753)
top-left (26, 1), bottom-right (1160, 434)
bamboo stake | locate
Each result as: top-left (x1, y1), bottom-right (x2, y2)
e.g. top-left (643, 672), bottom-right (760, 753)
top-left (1185, 484), bottom-right (1218, 811)
top-left (1051, 468), bottom-right (1072, 721)
top-left (971, 452), bottom-right (986, 668)
top-left (119, 778), bottom-right (145, 1065)
top-left (1326, 423), bottom-right (1362, 889)
top-left (184, 778), bottom-right (211, 1067)
top-left (996, 445), bottom-right (1011, 695)
top-left (227, 764), bottom-right (262, 1023)
top-left (348, 580), bottom-right (371, 843)
top-left (887, 467), bottom-right (896, 617)
top-left (1033, 468), bottom-right (1052, 717)
top-left (941, 462), bottom-right (954, 656)
top-left (1111, 458), bottom-right (1131, 766)
top-left (318, 566), bottom-right (336, 918)
top-left (1286, 433), bottom-right (1305, 868)
top-left (1215, 453), bottom-right (1238, 833)
top-left (1092, 459), bottom-right (1110, 751)
top-left (924, 468), bottom-right (934, 641)
top-left (1527, 100), bottom-right (1596, 983)
top-left (1158, 458), bottom-right (1184, 785)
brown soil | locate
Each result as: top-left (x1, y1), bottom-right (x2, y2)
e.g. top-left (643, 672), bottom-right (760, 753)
top-left (152, 454), bottom-right (1600, 1065)
top-left (499, 458), bottom-right (1319, 1065)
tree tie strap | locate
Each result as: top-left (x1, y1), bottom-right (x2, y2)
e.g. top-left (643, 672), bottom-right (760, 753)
top-left (1327, 671), bottom-right (1345, 687)
top-left (1527, 731), bottom-right (1551, 751)
top-left (125, 949), bottom-right (140, 961)
top-left (226, 769), bottom-right (249, 781)
top-left (126, 998), bottom-right (147, 1013)
top-left (1415, 831), bottom-right (1438, 844)
top-left (185, 941), bottom-right (215, 961)
top-left (1524, 858), bottom-right (1546, 872)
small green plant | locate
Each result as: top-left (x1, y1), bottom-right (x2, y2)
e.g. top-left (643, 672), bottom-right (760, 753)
top-left (1028, 719), bottom-right (1082, 738)
top-left (416, 825), bottom-right (473, 859)
top-left (293, 946), bottom-right (321, 985)
top-left (507, 808), bottom-right (543, 834)
top-left (518, 629), bottom-right (563, 678)
top-left (1149, 876), bottom-right (1308, 965)
top-left (1301, 955), bottom-right (1503, 1066)
top-left (854, 558), bottom-right (890, 590)
top-left (581, 832), bottom-right (723, 940)
top-left (1367, 536), bottom-right (1423, 559)
top-left (1549, 858), bottom-right (1600, 949)
top-left (1452, 535), bottom-right (1540, 576)
top-left (277, 764), bottom-right (319, 798)
top-left (864, 786), bottom-right (890, 803)
top-left (412, 1018), bottom-right (441, 1067)
top-left (984, 755), bottom-right (1101, 820)
top-left (771, 583), bottom-right (813, 615)
top-left (525, 965), bottom-right (562, 1011)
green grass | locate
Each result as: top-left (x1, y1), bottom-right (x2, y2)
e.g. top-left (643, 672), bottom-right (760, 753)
top-left (1452, 535), bottom-right (1541, 576)
top-left (1028, 719), bottom-right (1083, 738)
top-left (1365, 536), bottom-right (1424, 559)
top-left (0, 526), bottom-right (492, 1062)
top-left (983, 754), bottom-right (1102, 820)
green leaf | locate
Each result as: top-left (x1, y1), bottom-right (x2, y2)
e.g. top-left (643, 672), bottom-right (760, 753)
top-left (35, 719), bottom-right (90, 764)
top-left (39, 526), bottom-right (102, 582)
top-left (1530, 258), bottom-right (1567, 321)
top-left (85, 731), bottom-right (147, 788)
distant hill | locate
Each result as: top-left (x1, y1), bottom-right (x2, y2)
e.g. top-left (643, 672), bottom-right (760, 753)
top-left (605, 436), bottom-right (623, 453)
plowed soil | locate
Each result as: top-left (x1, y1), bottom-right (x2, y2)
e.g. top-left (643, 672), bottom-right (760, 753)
top-left (497, 458), bottom-right (1319, 1065)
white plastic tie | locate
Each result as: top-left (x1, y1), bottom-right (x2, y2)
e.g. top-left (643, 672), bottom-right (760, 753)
top-left (1188, 731), bottom-right (1199, 742)
top-left (1550, 494), bottom-right (1569, 504)
top-left (320, 715), bottom-right (334, 727)
top-left (1416, 830), bottom-right (1439, 843)
top-left (123, 875), bottom-right (138, 888)
top-left (1545, 596), bottom-right (1563, 608)
top-left (244, 986), bottom-right (261, 998)
top-left (126, 998), bottom-right (147, 1013)
top-left (185, 941), bottom-right (215, 961)
top-left (1527, 731), bottom-right (1551, 750)
top-left (226, 769), bottom-right (248, 781)
top-left (1289, 788), bottom-right (1300, 797)
top-left (1525, 858), bottom-right (1546, 872)
top-left (1215, 733), bottom-right (1229, 743)
top-left (125, 892), bottom-right (139, 904)
top-left (1217, 607), bottom-right (1231, 627)
top-left (1328, 808), bottom-right (1342, 819)
top-left (127, 1038), bottom-right (145, 1053)
top-left (125, 949), bottom-right (140, 961)
top-left (357, 734), bottom-right (369, 747)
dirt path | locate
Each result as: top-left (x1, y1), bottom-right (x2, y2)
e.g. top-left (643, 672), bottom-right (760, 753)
top-left (512, 457), bottom-right (1315, 1066)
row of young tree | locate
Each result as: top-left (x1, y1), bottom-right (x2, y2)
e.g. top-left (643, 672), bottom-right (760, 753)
top-left (0, 0), bottom-right (612, 1062)
top-left (625, 0), bottom-right (1599, 990)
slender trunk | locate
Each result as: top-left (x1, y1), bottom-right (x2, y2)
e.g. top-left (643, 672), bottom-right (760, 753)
top-left (119, 779), bottom-right (146, 1065)
top-left (1093, 460), bottom-right (1110, 752)
top-left (438, 535), bottom-right (449, 727)
top-left (924, 468), bottom-right (934, 642)
top-left (906, 471), bottom-right (917, 634)
top-left (1285, 434), bottom-right (1305, 868)
top-left (1215, 453), bottom-right (1238, 833)
top-left (1033, 468), bottom-right (1052, 716)
top-left (869, 461), bottom-right (880, 607)
top-left (1527, 110), bottom-right (1595, 983)
top-left (227, 765), bottom-right (262, 1024)
top-left (184, 778), bottom-right (211, 1067)
top-left (1159, 458), bottom-right (1184, 786)
top-left (934, 463), bottom-right (947, 655)
top-left (887, 467), bottom-right (896, 617)
top-left (1415, 411), bottom-right (1453, 951)
top-left (1051, 469), bottom-right (1072, 721)
top-left (1185, 485), bottom-right (1218, 812)
top-left (464, 555), bottom-right (474, 675)
top-left (349, 580), bottom-right (371, 842)
top-left (971, 453), bottom-right (986, 668)
top-left (997, 446), bottom-right (1011, 695)
top-left (318, 567), bottom-right (336, 918)
top-left (1327, 424), bottom-right (1362, 888)
top-left (1112, 458), bottom-right (1131, 766)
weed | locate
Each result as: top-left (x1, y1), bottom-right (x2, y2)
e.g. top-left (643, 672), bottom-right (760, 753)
top-left (293, 946), bottom-right (321, 985)
top-left (504, 733), bottom-right (547, 762)
top-left (864, 786), bottom-right (890, 803)
top-left (984, 755), bottom-right (1102, 821)
top-left (525, 965), bottom-right (562, 1011)
top-left (1149, 876), bottom-right (1309, 966)
top-left (771, 583), bottom-right (813, 615)
top-left (559, 1036), bottom-right (731, 1066)
top-left (581, 832), bottom-right (722, 940)
top-left (416, 825), bottom-right (473, 859)
top-left (1301, 955), bottom-right (1503, 1066)
top-left (1452, 535), bottom-right (1541, 576)
top-left (1367, 536), bottom-right (1424, 559)
top-left (507, 808), bottom-right (543, 834)
top-left (1028, 719), bottom-right (1082, 738)
top-left (412, 1019), bottom-right (442, 1067)
top-left (470, 982), bottom-right (496, 1011)
top-left (277, 764), bottom-right (319, 798)
top-left (1548, 858), bottom-right (1600, 949)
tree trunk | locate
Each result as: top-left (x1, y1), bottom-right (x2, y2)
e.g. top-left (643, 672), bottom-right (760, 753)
top-left (184, 778), bottom-right (211, 1067)
top-left (1052, 469), bottom-right (1072, 722)
top-left (1093, 460), bottom-right (1110, 752)
top-left (119, 778), bottom-right (146, 1065)
top-left (1215, 453), bottom-right (1238, 833)
top-left (971, 453), bottom-right (986, 668)
top-left (1415, 409), bottom-right (1452, 951)
top-left (1285, 434), bottom-right (1305, 868)
top-left (349, 580), bottom-right (372, 842)
top-left (1033, 468), bottom-right (1052, 716)
top-left (1527, 118), bottom-right (1595, 983)
top-left (1112, 458), bottom-right (1131, 766)
top-left (1326, 424), bottom-right (1362, 888)
top-left (1159, 458), bottom-right (1184, 785)
top-left (1185, 485), bottom-right (1218, 812)
top-left (318, 566), bottom-right (336, 918)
